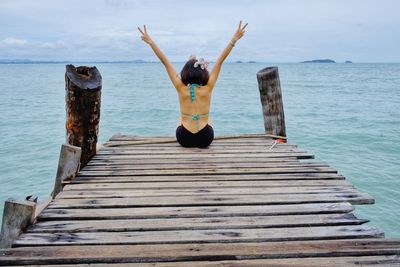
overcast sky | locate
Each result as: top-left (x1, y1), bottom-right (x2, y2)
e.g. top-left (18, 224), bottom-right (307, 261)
top-left (0, 0), bottom-right (399, 62)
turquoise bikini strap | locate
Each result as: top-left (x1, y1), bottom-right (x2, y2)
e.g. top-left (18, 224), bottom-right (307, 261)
top-left (181, 112), bottom-right (209, 130)
top-left (189, 83), bottom-right (201, 102)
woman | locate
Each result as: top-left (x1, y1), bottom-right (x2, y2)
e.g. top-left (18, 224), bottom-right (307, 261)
top-left (138, 21), bottom-right (247, 148)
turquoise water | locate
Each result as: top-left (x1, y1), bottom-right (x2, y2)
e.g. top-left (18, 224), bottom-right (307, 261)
top-left (0, 62), bottom-right (399, 236)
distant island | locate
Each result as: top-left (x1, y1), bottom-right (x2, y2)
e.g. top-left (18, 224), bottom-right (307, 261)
top-left (345, 60), bottom-right (353, 63)
top-left (300, 59), bottom-right (336, 63)
top-left (131, 59), bottom-right (148, 63)
top-left (234, 61), bottom-right (256, 63)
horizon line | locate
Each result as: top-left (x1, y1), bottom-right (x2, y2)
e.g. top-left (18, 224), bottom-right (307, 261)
top-left (0, 59), bottom-right (399, 64)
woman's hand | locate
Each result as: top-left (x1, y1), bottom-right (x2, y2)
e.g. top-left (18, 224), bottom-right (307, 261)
top-left (137, 25), bottom-right (180, 88)
top-left (138, 25), bottom-right (153, 45)
top-left (231, 21), bottom-right (248, 43)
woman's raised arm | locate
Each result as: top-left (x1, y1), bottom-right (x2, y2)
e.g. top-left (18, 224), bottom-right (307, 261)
top-left (138, 25), bottom-right (182, 89)
top-left (207, 21), bottom-right (248, 89)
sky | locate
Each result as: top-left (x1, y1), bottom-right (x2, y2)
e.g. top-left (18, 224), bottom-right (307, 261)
top-left (0, 0), bottom-right (399, 62)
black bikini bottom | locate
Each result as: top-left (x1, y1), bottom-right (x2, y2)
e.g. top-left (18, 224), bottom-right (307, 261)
top-left (176, 124), bottom-right (214, 148)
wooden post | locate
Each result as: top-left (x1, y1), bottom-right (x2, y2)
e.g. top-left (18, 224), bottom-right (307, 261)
top-left (52, 144), bottom-right (82, 198)
top-left (0, 199), bottom-right (36, 248)
top-left (65, 64), bottom-right (102, 167)
top-left (257, 66), bottom-right (287, 138)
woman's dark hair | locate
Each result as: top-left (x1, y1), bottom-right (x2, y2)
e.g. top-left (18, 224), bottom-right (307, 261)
top-left (180, 59), bottom-right (209, 86)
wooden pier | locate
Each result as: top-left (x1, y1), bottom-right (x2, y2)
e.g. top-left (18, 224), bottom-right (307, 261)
top-left (1, 65), bottom-right (399, 265)
top-left (1, 134), bottom-right (400, 266)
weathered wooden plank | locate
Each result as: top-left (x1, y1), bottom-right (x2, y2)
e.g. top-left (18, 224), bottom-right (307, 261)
top-left (99, 146), bottom-right (300, 153)
top-left (38, 203), bottom-right (354, 220)
top-left (211, 140), bottom-right (287, 144)
top-left (28, 213), bottom-right (367, 233)
top-left (20, 257), bottom-right (400, 267)
top-left (48, 192), bottom-right (374, 208)
top-left (64, 180), bottom-right (354, 190)
top-left (104, 136), bottom-right (285, 143)
top-left (107, 134), bottom-right (283, 142)
top-left (92, 152), bottom-right (315, 160)
top-left (100, 146), bottom-right (304, 153)
top-left (106, 136), bottom-right (287, 142)
top-left (77, 166), bottom-right (337, 177)
top-left (13, 225), bottom-right (384, 246)
top-left (136, 256), bottom-right (400, 267)
top-left (102, 141), bottom-right (289, 148)
top-left (106, 137), bottom-right (277, 142)
top-left (87, 157), bottom-right (300, 166)
top-left (56, 187), bottom-right (362, 199)
top-left (84, 160), bottom-right (323, 167)
top-left (81, 162), bottom-right (329, 171)
top-left (71, 173), bottom-right (346, 183)
top-left (103, 141), bottom-right (296, 148)
top-left (4, 256), bottom-right (400, 267)
top-left (108, 139), bottom-right (281, 146)
top-left (101, 141), bottom-right (291, 147)
top-left (96, 148), bottom-right (308, 155)
top-left (3, 239), bottom-right (400, 265)
top-left (108, 134), bottom-right (267, 141)
top-left (102, 145), bottom-right (300, 152)
top-left (66, 181), bottom-right (353, 190)
top-left (109, 134), bottom-right (174, 140)
top-left (102, 140), bottom-right (295, 147)
top-left (99, 256), bottom-right (400, 267)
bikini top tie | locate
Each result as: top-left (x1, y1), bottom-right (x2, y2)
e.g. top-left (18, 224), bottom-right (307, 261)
top-left (181, 83), bottom-right (209, 130)
top-left (189, 83), bottom-right (201, 102)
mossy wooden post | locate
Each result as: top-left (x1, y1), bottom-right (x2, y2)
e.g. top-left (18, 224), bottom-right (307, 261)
top-left (257, 66), bottom-right (287, 138)
top-left (65, 65), bottom-right (102, 167)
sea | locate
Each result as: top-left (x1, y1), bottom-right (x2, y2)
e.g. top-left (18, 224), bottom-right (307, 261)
top-left (0, 62), bottom-right (399, 237)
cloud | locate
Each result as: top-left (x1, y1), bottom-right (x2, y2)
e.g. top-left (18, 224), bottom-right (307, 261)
top-left (0, 0), bottom-right (399, 62)
top-left (1, 38), bottom-right (67, 50)
top-left (1, 37), bottom-right (28, 46)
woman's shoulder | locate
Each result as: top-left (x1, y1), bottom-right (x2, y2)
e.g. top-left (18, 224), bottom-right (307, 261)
top-left (176, 82), bottom-right (187, 92)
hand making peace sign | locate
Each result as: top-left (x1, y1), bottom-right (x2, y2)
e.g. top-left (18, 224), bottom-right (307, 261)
top-left (232, 21), bottom-right (248, 43)
top-left (137, 25), bottom-right (153, 45)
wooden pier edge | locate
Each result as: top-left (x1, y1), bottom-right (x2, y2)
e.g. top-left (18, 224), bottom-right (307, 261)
top-left (0, 144), bottom-right (81, 248)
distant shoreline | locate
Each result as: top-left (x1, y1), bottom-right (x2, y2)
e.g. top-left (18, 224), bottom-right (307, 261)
top-left (0, 59), bottom-right (257, 64)
top-left (0, 59), bottom-right (152, 64)
top-left (300, 59), bottom-right (336, 63)
top-left (0, 59), bottom-right (398, 64)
